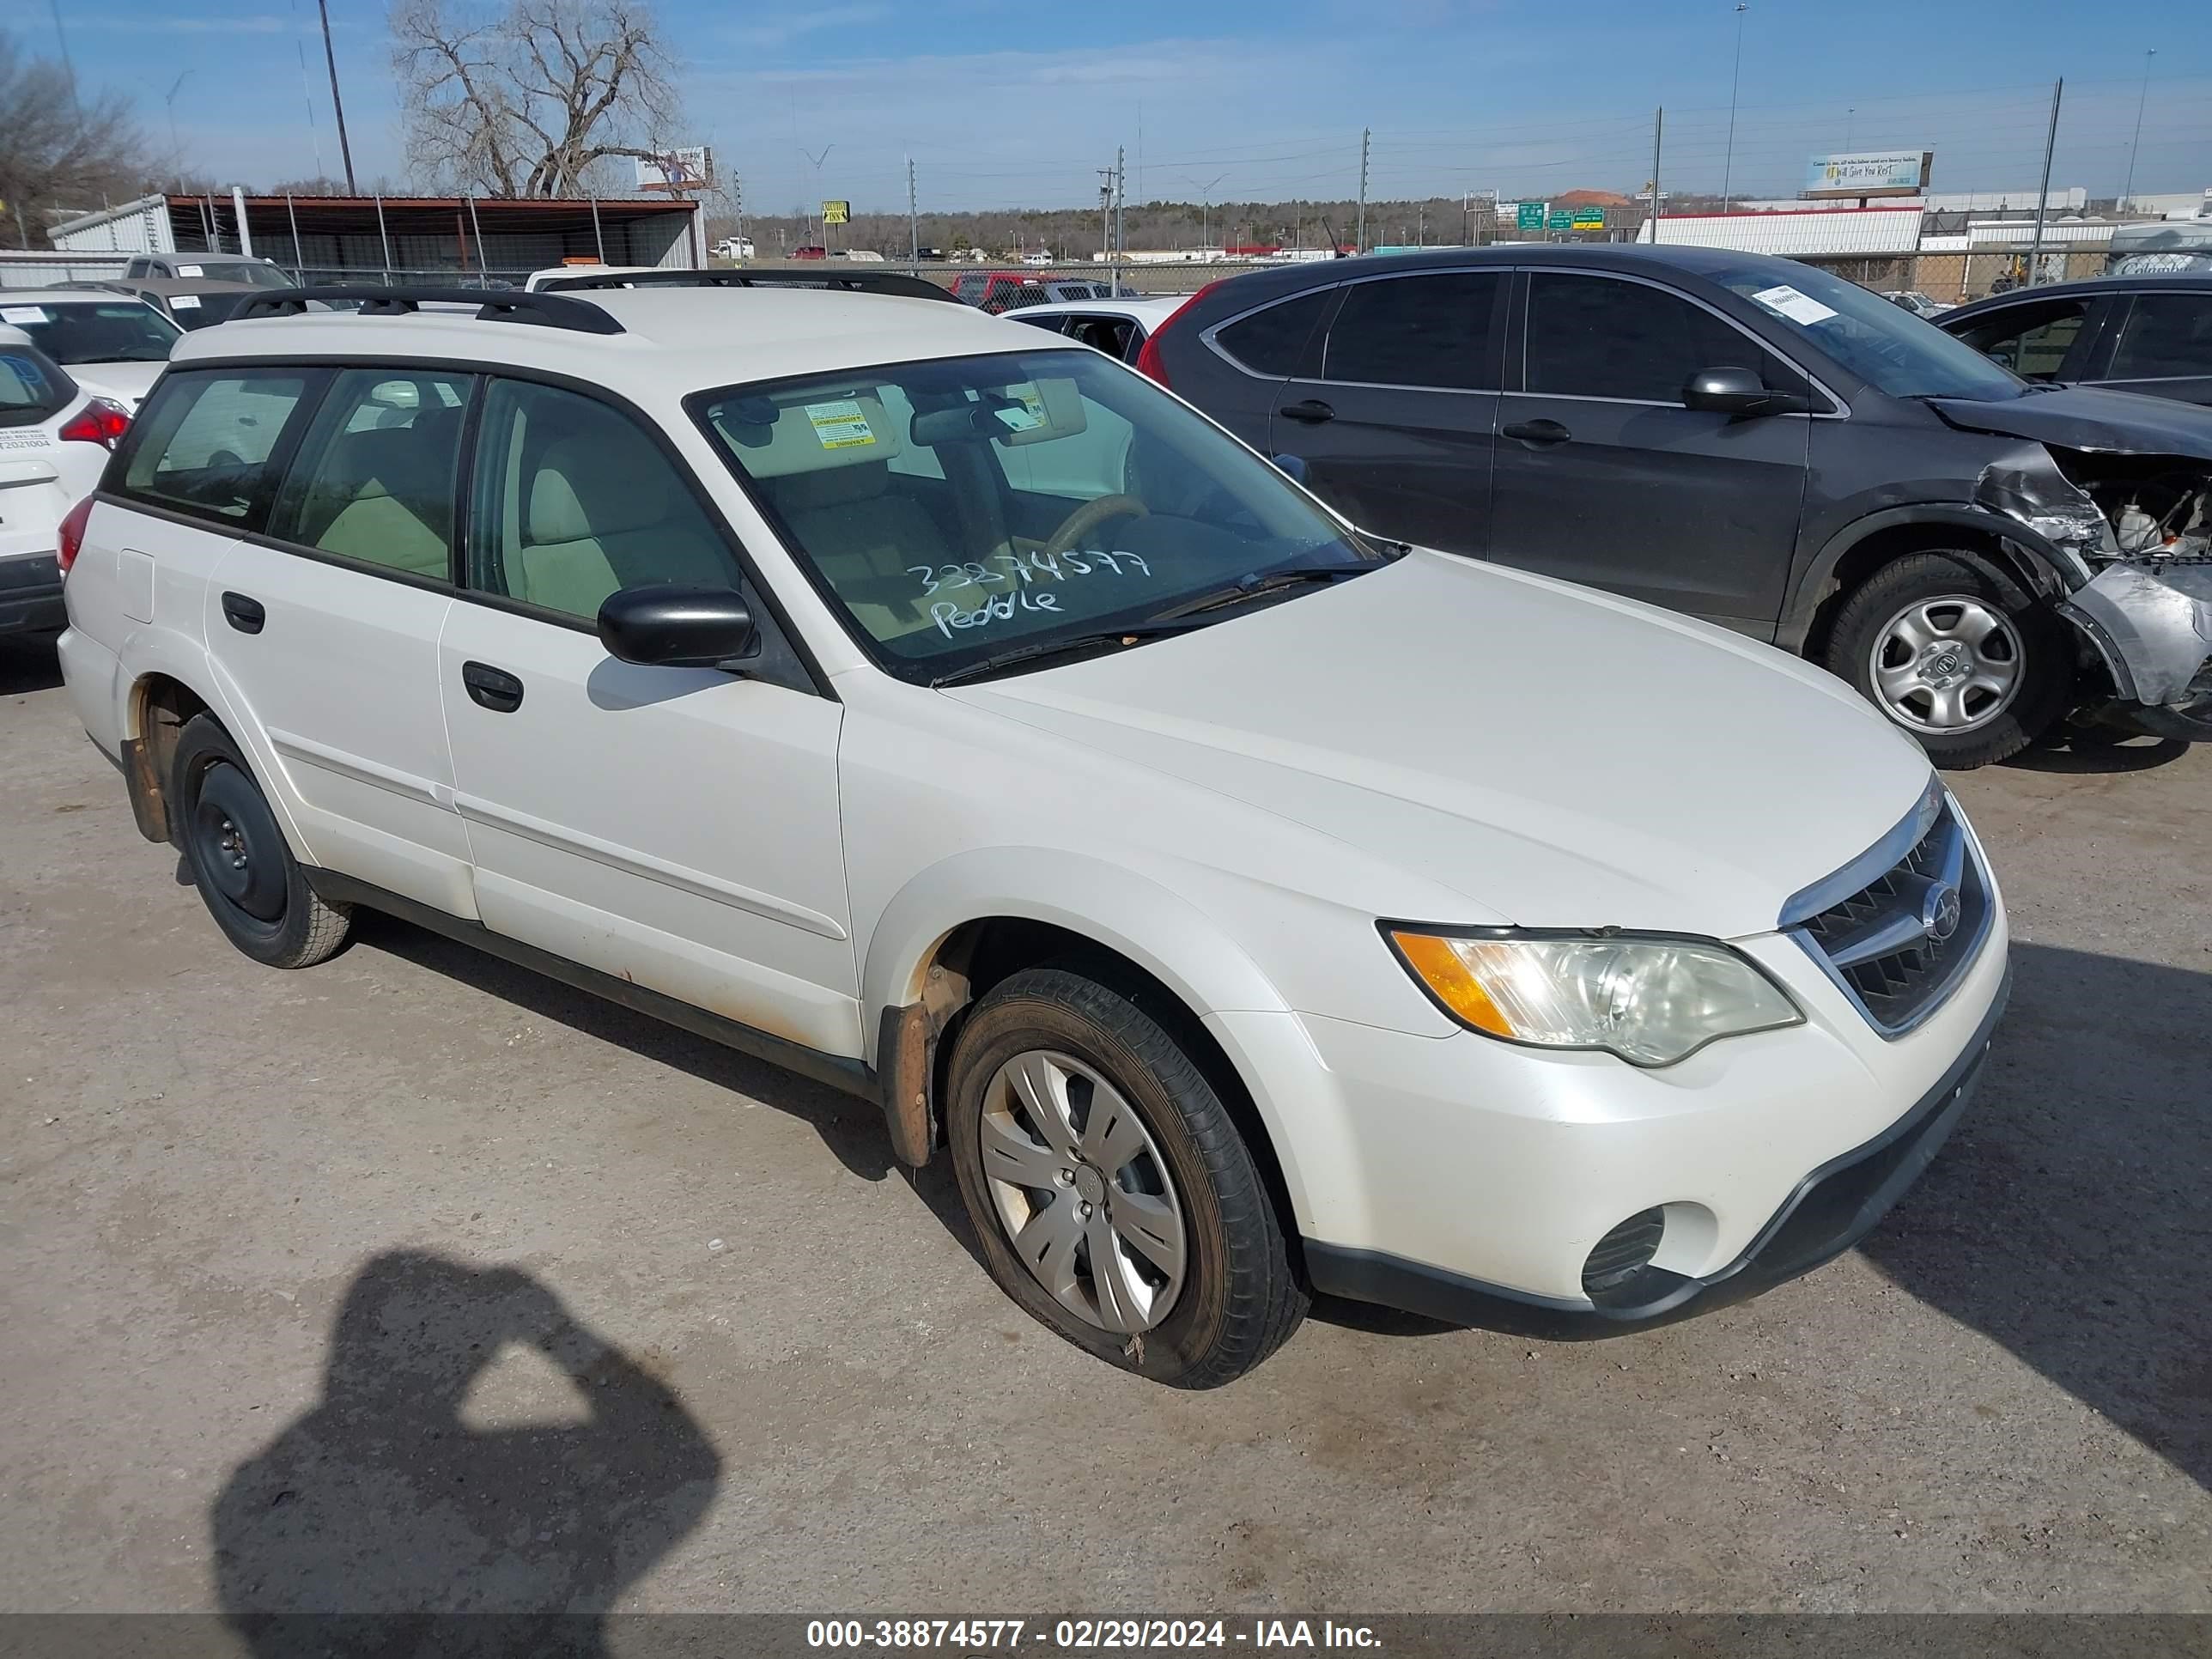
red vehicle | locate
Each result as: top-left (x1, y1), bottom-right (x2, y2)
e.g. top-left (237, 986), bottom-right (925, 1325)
top-left (791, 246), bottom-right (828, 261)
top-left (946, 270), bottom-right (1050, 313)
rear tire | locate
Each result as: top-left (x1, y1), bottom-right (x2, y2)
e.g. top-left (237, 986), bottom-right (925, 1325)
top-left (172, 714), bottom-right (351, 969)
top-left (945, 967), bottom-right (1305, 1388)
top-left (1823, 550), bottom-right (2075, 769)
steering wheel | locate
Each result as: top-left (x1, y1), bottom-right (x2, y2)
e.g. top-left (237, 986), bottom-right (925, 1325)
top-left (1040, 494), bottom-right (1149, 561)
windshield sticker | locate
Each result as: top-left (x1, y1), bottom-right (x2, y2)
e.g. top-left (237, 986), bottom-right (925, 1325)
top-left (805, 399), bottom-right (876, 449)
top-left (1750, 284), bottom-right (1838, 326)
top-left (1, 307), bottom-right (48, 325)
top-left (170, 295), bottom-right (202, 310)
top-left (990, 386), bottom-right (1048, 432)
top-left (177, 264), bottom-right (204, 277)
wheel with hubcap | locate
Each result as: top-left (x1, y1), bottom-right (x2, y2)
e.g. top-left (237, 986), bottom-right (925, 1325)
top-left (172, 714), bottom-right (352, 969)
top-left (1823, 550), bottom-right (2075, 769)
top-left (945, 966), bottom-right (1305, 1387)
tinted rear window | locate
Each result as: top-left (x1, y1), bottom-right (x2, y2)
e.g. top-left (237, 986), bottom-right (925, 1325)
top-left (0, 346), bottom-right (72, 426)
top-left (1322, 271), bottom-right (1504, 390)
top-left (1213, 289), bottom-right (1334, 376)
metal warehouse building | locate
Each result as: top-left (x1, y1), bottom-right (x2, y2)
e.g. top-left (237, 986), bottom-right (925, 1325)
top-left (46, 192), bottom-right (704, 284)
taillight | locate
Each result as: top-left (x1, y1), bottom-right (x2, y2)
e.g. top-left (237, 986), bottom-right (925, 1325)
top-left (57, 495), bottom-right (94, 577)
top-left (58, 397), bottom-right (131, 449)
top-left (1134, 279), bottom-right (1221, 387)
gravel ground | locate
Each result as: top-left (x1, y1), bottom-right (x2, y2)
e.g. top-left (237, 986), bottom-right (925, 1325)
top-left (1, 629), bottom-right (2207, 1619)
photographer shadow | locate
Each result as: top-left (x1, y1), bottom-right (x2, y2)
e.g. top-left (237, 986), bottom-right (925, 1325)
top-left (212, 1250), bottom-right (720, 1657)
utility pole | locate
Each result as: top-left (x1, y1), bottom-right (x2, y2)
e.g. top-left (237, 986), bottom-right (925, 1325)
top-left (1098, 165), bottom-right (1115, 270)
top-left (1721, 3), bottom-right (1747, 212)
top-left (1356, 127), bottom-right (1370, 254)
top-left (1113, 145), bottom-right (1126, 297)
top-left (907, 157), bottom-right (919, 274)
top-left (317, 0), bottom-right (356, 194)
top-left (2027, 78), bottom-right (2063, 288)
top-left (1649, 106), bottom-right (1663, 243)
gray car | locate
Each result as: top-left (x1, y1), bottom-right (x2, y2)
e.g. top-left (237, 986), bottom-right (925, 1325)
top-left (1137, 245), bottom-right (2212, 763)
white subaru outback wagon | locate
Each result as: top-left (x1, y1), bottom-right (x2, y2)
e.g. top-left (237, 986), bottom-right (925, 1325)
top-left (57, 282), bottom-right (2011, 1386)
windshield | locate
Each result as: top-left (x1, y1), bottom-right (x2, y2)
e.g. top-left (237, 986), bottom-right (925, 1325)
top-left (696, 349), bottom-right (1379, 681)
top-left (3, 300), bottom-right (179, 364)
top-left (1708, 258), bottom-right (2026, 401)
top-left (191, 261), bottom-right (293, 289)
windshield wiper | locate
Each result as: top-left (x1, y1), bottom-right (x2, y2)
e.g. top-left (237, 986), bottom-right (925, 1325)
top-left (929, 623), bottom-right (1196, 688)
top-left (1146, 560), bottom-right (1382, 624)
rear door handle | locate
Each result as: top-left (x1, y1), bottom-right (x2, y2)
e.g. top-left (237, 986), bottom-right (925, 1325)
top-left (1502, 418), bottom-right (1572, 447)
top-left (220, 592), bottom-right (265, 634)
top-left (461, 660), bottom-right (525, 714)
top-left (1278, 398), bottom-right (1336, 424)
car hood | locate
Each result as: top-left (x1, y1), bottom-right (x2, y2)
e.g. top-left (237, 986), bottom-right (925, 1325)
top-left (66, 362), bottom-right (163, 410)
top-left (1925, 385), bottom-right (2212, 459)
top-left (945, 551), bottom-right (1931, 939)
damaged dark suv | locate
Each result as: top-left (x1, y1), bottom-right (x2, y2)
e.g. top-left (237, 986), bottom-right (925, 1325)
top-left (1139, 246), bottom-right (2212, 766)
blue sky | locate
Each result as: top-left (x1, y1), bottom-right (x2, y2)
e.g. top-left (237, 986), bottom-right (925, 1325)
top-left (37, 0), bottom-right (2212, 211)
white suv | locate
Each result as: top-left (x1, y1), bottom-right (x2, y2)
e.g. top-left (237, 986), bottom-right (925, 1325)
top-left (57, 283), bottom-right (2011, 1386)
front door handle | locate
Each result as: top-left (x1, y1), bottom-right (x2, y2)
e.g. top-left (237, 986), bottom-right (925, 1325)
top-left (1278, 398), bottom-right (1336, 425)
top-left (461, 659), bottom-right (525, 714)
top-left (220, 592), bottom-right (265, 634)
top-left (1502, 418), bottom-right (1572, 447)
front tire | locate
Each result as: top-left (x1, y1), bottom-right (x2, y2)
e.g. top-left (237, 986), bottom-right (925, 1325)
top-left (945, 967), bottom-right (1305, 1388)
top-left (1823, 550), bottom-right (2075, 769)
top-left (172, 714), bottom-right (352, 969)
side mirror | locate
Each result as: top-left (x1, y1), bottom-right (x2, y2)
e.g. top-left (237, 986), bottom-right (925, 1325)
top-left (597, 585), bottom-right (758, 670)
top-left (1681, 366), bottom-right (1775, 416)
top-left (1271, 453), bottom-right (1310, 483)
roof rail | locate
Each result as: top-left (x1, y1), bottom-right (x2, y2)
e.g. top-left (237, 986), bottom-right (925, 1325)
top-left (535, 267), bottom-right (963, 304)
top-left (228, 285), bottom-right (624, 335)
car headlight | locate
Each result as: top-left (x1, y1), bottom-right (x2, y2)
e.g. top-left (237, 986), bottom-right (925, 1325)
top-left (1384, 928), bottom-right (1803, 1067)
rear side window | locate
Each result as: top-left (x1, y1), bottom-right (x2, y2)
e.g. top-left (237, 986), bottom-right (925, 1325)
top-left (1526, 272), bottom-right (1785, 404)
top-left (2107, 294), bottom-right (2212, 379)
top-left (1213, 289), bottom-right (1334, 376)
top-left (0, 345), bottom-right (72, 426)
top-left (1322, 271), bottom-right (1504, 390)
top-left (118, 368), bottom-right (313, 525)
top-left (267, 369), bottom-right (476, 580)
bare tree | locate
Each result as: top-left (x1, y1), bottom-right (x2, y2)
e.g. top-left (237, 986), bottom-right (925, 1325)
top-left (0, 32), bottom-right (150, 247)
top-left (391, 0), bottom-right (683, 198)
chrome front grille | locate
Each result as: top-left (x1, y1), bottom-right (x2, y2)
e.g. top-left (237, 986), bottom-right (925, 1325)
top-left (1781, 781), bottom-right (1991, 1037)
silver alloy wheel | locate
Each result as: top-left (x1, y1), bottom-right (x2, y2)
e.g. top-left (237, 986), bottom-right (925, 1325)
top-left (1868, 595), bottom-right (2025, 734)
top-left (978, 1049), bottom-right (1188, 1334)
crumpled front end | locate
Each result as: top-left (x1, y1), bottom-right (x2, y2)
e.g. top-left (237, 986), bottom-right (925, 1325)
top-left (1974, 442), bottom-right (2212, 735)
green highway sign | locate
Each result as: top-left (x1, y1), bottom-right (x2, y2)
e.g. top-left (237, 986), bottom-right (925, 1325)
top-left (1571, 208), bottom-right (1606, 229)
top-left (1547, 208), bottom-right (1573, 232)
top-left (1516, 201), bottom-right (1546, 231)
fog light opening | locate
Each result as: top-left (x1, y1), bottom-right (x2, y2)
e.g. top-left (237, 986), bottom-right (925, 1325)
top-left (1582, 1207), bottom-right (1667, 1298)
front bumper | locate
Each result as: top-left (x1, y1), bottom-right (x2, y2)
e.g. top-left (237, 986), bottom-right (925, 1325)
top-left (0, 555), bottom-right (64, 635)
top-left (1304, 970), bottom-right (2008, 1338)
top-left (2060, 562), bottom-right (2212, 713)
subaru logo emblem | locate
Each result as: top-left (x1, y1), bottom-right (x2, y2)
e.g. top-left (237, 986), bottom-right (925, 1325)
top-left (1922, 883), bottom-right (1962, 943)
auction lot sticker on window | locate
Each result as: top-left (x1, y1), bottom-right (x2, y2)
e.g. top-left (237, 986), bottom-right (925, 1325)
top-left (1, 306), bottom-right (49, 325)
top-left (1751, 284), bottom-right (1838, 326)
top-left (805, 400), bottom-right (877, 449)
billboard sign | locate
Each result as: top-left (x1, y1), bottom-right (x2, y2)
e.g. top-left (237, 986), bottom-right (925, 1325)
top-left (1802, 150), bottom-right (1930, 199)
top-left (635, 147), bottom-right (713, 192)
top-left (822, 199), bottom-right (851, 225)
